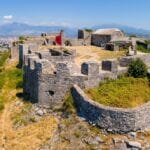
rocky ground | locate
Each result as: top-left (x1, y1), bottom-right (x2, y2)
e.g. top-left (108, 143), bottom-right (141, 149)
top-left (14, 103), bottom-right (150, 150)
top-left (1, 57), bottom-right (150, 150)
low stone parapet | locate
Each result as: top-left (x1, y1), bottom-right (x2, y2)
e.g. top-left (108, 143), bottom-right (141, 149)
top-left (72, 85), bottom-right (150, 133)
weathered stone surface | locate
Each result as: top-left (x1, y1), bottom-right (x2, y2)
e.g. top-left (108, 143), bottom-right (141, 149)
top-left (128, 132), bottom-right (137, 139)
top-left (72, 85), bottom-right (150, 133)
top-left (22, 45), bottom-right (150, 133)
top-left (102, 59), bottom-right (118, 73)
top-left (120, 143), bottom-right (128, 150)
top-left (36, 109), bottom-right (44, 116)
top-left (126, 141), bottom-right (142, 149)
top-left (84, 136), bottom-right (104, 145)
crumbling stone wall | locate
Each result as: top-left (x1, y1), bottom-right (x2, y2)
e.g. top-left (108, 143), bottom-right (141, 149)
top-left (72, 85), bottom-right (150, 133)
top-left (91, 35), bottom-right (111, 47)
top-left (23, 42), bottom-right (150, 108)
top-left (23, 49), bottom-right (88, 108)
top-left (23, 49), bottom-right (128, 109)
top-left (11, 44), bottom-right (19, 60)
top-left (23, 45), bottom-right (150, 132)
top-left (119, 54), bottom-right (150, 67)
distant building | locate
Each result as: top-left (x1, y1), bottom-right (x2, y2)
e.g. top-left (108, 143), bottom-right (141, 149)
top-left (91, 28), bottom-right (125, 47)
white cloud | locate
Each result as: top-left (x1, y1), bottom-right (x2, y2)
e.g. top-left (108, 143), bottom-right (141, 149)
top-left (3, 15), bottom-right (13, 20)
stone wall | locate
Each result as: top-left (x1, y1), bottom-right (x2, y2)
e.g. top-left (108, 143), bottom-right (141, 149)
top-left (72, 85), bottom-right (150, 133)
top-left (23, 45), bottom-right (150, 111)
top-left (91, 34), bottom-right (111, 47)
top-left (11, 44), bottom-right (19, 60)
top-left (23, 49), bottom-right (88, 108)
top-left (119, 54), bottom-right (150, 68)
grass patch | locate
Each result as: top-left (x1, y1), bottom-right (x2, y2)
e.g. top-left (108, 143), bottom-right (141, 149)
top-left (0, 51), bottom-right (23, 112)
top-left (137, 44), bottom-right (150, 53)
top-left (0, 68), bottom-right (23, 111)
top-left (4, 69), bottom-right (23, 89)
top-left (11, 102), bottom-right (33, 127)
top-left (86, 77), bottom-right (150, 108)
top-left (0, 51), bottom-right (10, 67)
top-left (61, 94), bottom-right (76, 114)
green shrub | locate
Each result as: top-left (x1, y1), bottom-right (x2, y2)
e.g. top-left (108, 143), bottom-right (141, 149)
top-left (137, 44), bottom-right (150, 53)
top-left (19, 36), bottom-right (27, 41)
top-left (128, 58), bottom-right (147, 78)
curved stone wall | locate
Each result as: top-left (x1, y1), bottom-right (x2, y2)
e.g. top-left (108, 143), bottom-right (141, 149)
top-left (72, 85), bottom-right (150, 133)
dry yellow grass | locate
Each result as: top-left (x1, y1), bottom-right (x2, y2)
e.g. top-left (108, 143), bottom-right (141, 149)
top-left (39, 45), bottom-right (125, 65)
top-left (5, 115), bottom-right (57, 150)
top-left (0, 61), bottom-right (58, 150)
top-left (71, 46), bottom-right (125, 65)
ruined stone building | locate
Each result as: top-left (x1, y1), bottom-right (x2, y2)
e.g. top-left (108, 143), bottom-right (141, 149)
top-left (11, 28), bottom-right (147, 62)
top-left (91, 28), bottom-right (125, 47)
top-left (21, 43), bottom-right (149, 108)
top-left (18, 41), bottom-right (150, 133)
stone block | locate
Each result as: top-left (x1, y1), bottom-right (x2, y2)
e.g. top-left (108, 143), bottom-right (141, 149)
top-left (102, 59), bottom-right (118, 72)
top-left (81, 61), bottom-right (99, 76)
top-left (119, 57), bottom-right (133, 67)
top-left (19, 44), bottom-right (29, 67)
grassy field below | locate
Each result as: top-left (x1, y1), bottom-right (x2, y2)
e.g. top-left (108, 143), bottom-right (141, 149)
top-left (86, 77), bottom-right (150, 108)
top-left (0, 51), bottom-right (58, 150)
top-left (0, 51), bottom-right (23, 112)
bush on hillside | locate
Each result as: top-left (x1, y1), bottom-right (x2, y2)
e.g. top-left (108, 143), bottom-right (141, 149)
top-left (128, 58), bottom-right (147, 78)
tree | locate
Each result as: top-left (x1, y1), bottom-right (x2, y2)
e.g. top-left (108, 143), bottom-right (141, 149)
top-left (128, 58), bottom-right (147, 78)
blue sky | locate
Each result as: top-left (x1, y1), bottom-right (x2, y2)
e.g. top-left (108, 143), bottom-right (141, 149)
top-left (0, 0), bottom-right (150, 29)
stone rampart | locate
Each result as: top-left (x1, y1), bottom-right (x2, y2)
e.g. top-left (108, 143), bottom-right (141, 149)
top-left (72, 85), bottom-right (150, 133)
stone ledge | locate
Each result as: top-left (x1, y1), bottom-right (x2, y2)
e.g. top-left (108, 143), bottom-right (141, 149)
top-left (72, 84), bottom-right (150, 133)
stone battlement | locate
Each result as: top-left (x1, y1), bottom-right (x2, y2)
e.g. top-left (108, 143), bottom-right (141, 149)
top-left (23, 45), bottom-right (150, 109)
top-left (23, 47), bottom-right (128, 108)
top-left (22, 45), bottom-right (150, 133)
top-left (72, 85), bottom-right (150, 133)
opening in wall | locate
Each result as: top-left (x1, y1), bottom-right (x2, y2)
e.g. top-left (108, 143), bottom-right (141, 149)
top-left (48, 90), bottom-right (55, 96)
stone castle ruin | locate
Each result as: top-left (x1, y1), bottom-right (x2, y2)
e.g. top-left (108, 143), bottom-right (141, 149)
top-left (11, 28), bottom-right (129, 60)
top-left (11, 28), bottom-right (147, 62)
top-left (11, 28), bottom-right (150, 133)
top-left (22, 43), bottom-right (150, 108)
top-left (19, 42), bottom-right (150, 133)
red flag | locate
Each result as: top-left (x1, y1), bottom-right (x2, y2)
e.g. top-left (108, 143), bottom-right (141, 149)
top-left (55, 33), bottom-right (62, 45)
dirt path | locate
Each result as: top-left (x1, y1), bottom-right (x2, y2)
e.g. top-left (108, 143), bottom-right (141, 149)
top-left (0, 61), bottom-right (58, 150)
top-left (0, 99), bottom-right (58, 150)
top-left (0, 102), bottom-right (13, 149)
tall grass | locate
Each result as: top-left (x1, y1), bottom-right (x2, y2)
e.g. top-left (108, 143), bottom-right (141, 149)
top-left (86, 77), bottom-right (150, 108)
top-left (0, 51), bottom-right (23, 112)
top-left (0, 51), bottom-right (10, 67)
top-left (137, 44), bottom-right (150, 53)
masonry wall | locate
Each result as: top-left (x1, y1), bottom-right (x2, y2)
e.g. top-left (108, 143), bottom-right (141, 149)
top-left (119, 54), bottom-right (150, 67)
top-left (23, 45), bottom-right (150, 111)
top-left (11, 45), bottom-right (19, 60)
top-left (23, 49), bottom-right (88, 109)
top-left (91, 34), bottom-right (111, 47)
top-left (72, 85), bottom-right (150, 133)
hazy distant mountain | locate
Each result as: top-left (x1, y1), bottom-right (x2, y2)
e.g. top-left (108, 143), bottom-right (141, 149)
top-left (0, 22), bottom-right (77, 37)
top-left (0, 22), bottom-right (150, 38)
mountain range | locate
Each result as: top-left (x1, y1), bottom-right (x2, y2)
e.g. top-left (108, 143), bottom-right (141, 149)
top-left (0, 22), bottom-right (150, 38)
